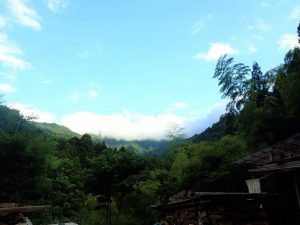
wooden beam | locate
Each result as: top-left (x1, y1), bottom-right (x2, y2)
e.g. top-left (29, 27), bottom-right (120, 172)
top-left (294, 180), bottom-right (300, 209)
top-left (0, 206), bottom-right (51, 216)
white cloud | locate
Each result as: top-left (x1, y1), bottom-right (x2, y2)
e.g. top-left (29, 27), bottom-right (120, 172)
top-left (60, 102), bottom-right (226, 141)
top-left (47, 0), bottom-right (68, 12)
top-left (204, 102), bottom-right (226, 115)
top-left (255, 18), bottom-right (270, 32)
top-left (0, 72), bottom-right (17, 80)
top-left (277, 33), bottom-right (299, 50)
top-left (0, 33), bottom-right (31, 70)
top-left (61, 111), bottom-right (186, 141)
top-left (9, 103), bottom-right (56, 123)
top-left (249, 18), bottom-right (270, 32)
top-left (194, 42), bottom-right (239, 62)
top-left (0, 83), bottom-right (16, 93)
top-left (70, 91), bottom-right (81, 102)
top-left (186, 102), bottom-right (227, 135)
top-left (167, 102), bottom-right (189, 113)
top-left (191, 15), bottom-right (212, 34)
top-left (260, 0), bottom-right (270, 8)
top-left (191, 21), bottom-right (205, 34)
top-left (247, 44), bottom-right (257, 54)
top-left (0, 14), bottom-right (7, 28)
top-left (89, 90), bottom-right (98, 98)
top-left (7, 0), bottom-right (42, 30)
top-left (290, 5), bottom-right (300, 20)
top-left (77, 50), bottom-right (89, 59)
top-left (170, 102), bottom-right (188, 110)
top-left (251, 33), bottom-right (264, 40)
top-left (69, 83), bottom-right (102, 101)
top-left (42, 78), bottom-right (54, 85)
top-left (89, 82), bottom-right (102, 98)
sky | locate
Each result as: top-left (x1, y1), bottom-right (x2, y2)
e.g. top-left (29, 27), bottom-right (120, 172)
top-left (0, 0), bottom-right (299, 141)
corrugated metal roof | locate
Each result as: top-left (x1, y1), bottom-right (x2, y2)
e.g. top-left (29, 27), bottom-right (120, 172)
top-left (154, 192), bottom-right (280, 210)
top-left (236, 133), bottom-right (300, 165)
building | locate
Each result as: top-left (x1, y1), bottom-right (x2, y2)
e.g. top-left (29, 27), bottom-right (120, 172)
top-left (156, 134), bottom-right (300, 225)
top-left (155, 190), bottom-right (274, 225)
top-left (236, 133), bottom-right (300, 225)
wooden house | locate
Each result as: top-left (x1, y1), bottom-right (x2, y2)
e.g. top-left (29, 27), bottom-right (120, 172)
top-left (156, 134), bottom-right (300, 225)
top-left (236, 133), bottom-right (300, 225)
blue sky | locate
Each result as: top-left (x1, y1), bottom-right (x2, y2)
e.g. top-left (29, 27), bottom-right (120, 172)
top-left (0, 0), bottom-right (299, 140)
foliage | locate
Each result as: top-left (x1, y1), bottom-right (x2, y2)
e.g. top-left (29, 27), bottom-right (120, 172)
top-left (190, 112), bottom-right (237, 142)
top-left (0, 134), bottom-right (49, 203)
top-left (214, 55), bottom-right (251, 111)
top-left (171, 136), bottom-right (248, 192)
top-left (0, 105), bottom-right (25, 136)
top-left (32, 122), bottom-right (80, 139)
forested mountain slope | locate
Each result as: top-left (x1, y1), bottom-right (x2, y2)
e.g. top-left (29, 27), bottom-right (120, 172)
top-left (32, 122), bottom-right (80, 139)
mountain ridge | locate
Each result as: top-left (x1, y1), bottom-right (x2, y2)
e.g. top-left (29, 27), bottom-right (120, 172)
top-left (30, 120), bottom-right (170, 155)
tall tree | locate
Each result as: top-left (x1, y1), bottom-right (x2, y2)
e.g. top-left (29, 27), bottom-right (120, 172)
top-left (213, 55), bottom-right (251, 111)
top-left (250, 62), bottom-right (271, 107)
top-left (88, 148), bottom-right (147, 225)
top-left (0, 135), bottom-right (48, 203)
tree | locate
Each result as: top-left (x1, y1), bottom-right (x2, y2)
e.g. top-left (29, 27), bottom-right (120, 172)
top-left (0, 134), bottom-right (48, 203)
top-left (213, 55), bottom-right (251, 111)
top-left (275, 47), bottom-right (300, 135)
top-left (250, 62), bottom-right (271, 107)
top-left (174, 136), bottom-right (248, 192)
top-left (46, 156), bottom-right (86, 220)
top-left (88, 148), bottom-right (147, 225)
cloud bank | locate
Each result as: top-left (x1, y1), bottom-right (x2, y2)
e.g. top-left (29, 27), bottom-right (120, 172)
top-left (60, 102), bottom-right (226, 141)
top-left (9, 98), bottom-right (226, 141)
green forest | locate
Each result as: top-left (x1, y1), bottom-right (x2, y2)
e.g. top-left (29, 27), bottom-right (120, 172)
top-left (0, 23), bottom-right (300, 225)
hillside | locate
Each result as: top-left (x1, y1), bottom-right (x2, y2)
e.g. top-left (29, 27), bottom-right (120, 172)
top-left (32, 122), bottom-right (80, 139)
top-left (91, 135), bottom-right (170, 155)
top-left (189, 112), bottom-right (237, 143)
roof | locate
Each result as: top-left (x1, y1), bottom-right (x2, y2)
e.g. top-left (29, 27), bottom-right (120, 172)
top-left (236, 133), bottom-right (300, 171)
top-left (154, 191), bottom-right (279, 210)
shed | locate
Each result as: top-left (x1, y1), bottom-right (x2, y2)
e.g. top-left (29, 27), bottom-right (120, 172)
top-left (154, 190), bottom-right (277, 225)
top-left (236, 133), bottom-right (300, 225)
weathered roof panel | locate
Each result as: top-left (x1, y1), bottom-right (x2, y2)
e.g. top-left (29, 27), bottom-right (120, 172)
top-left (236, 133), bottom-right (300, 166)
